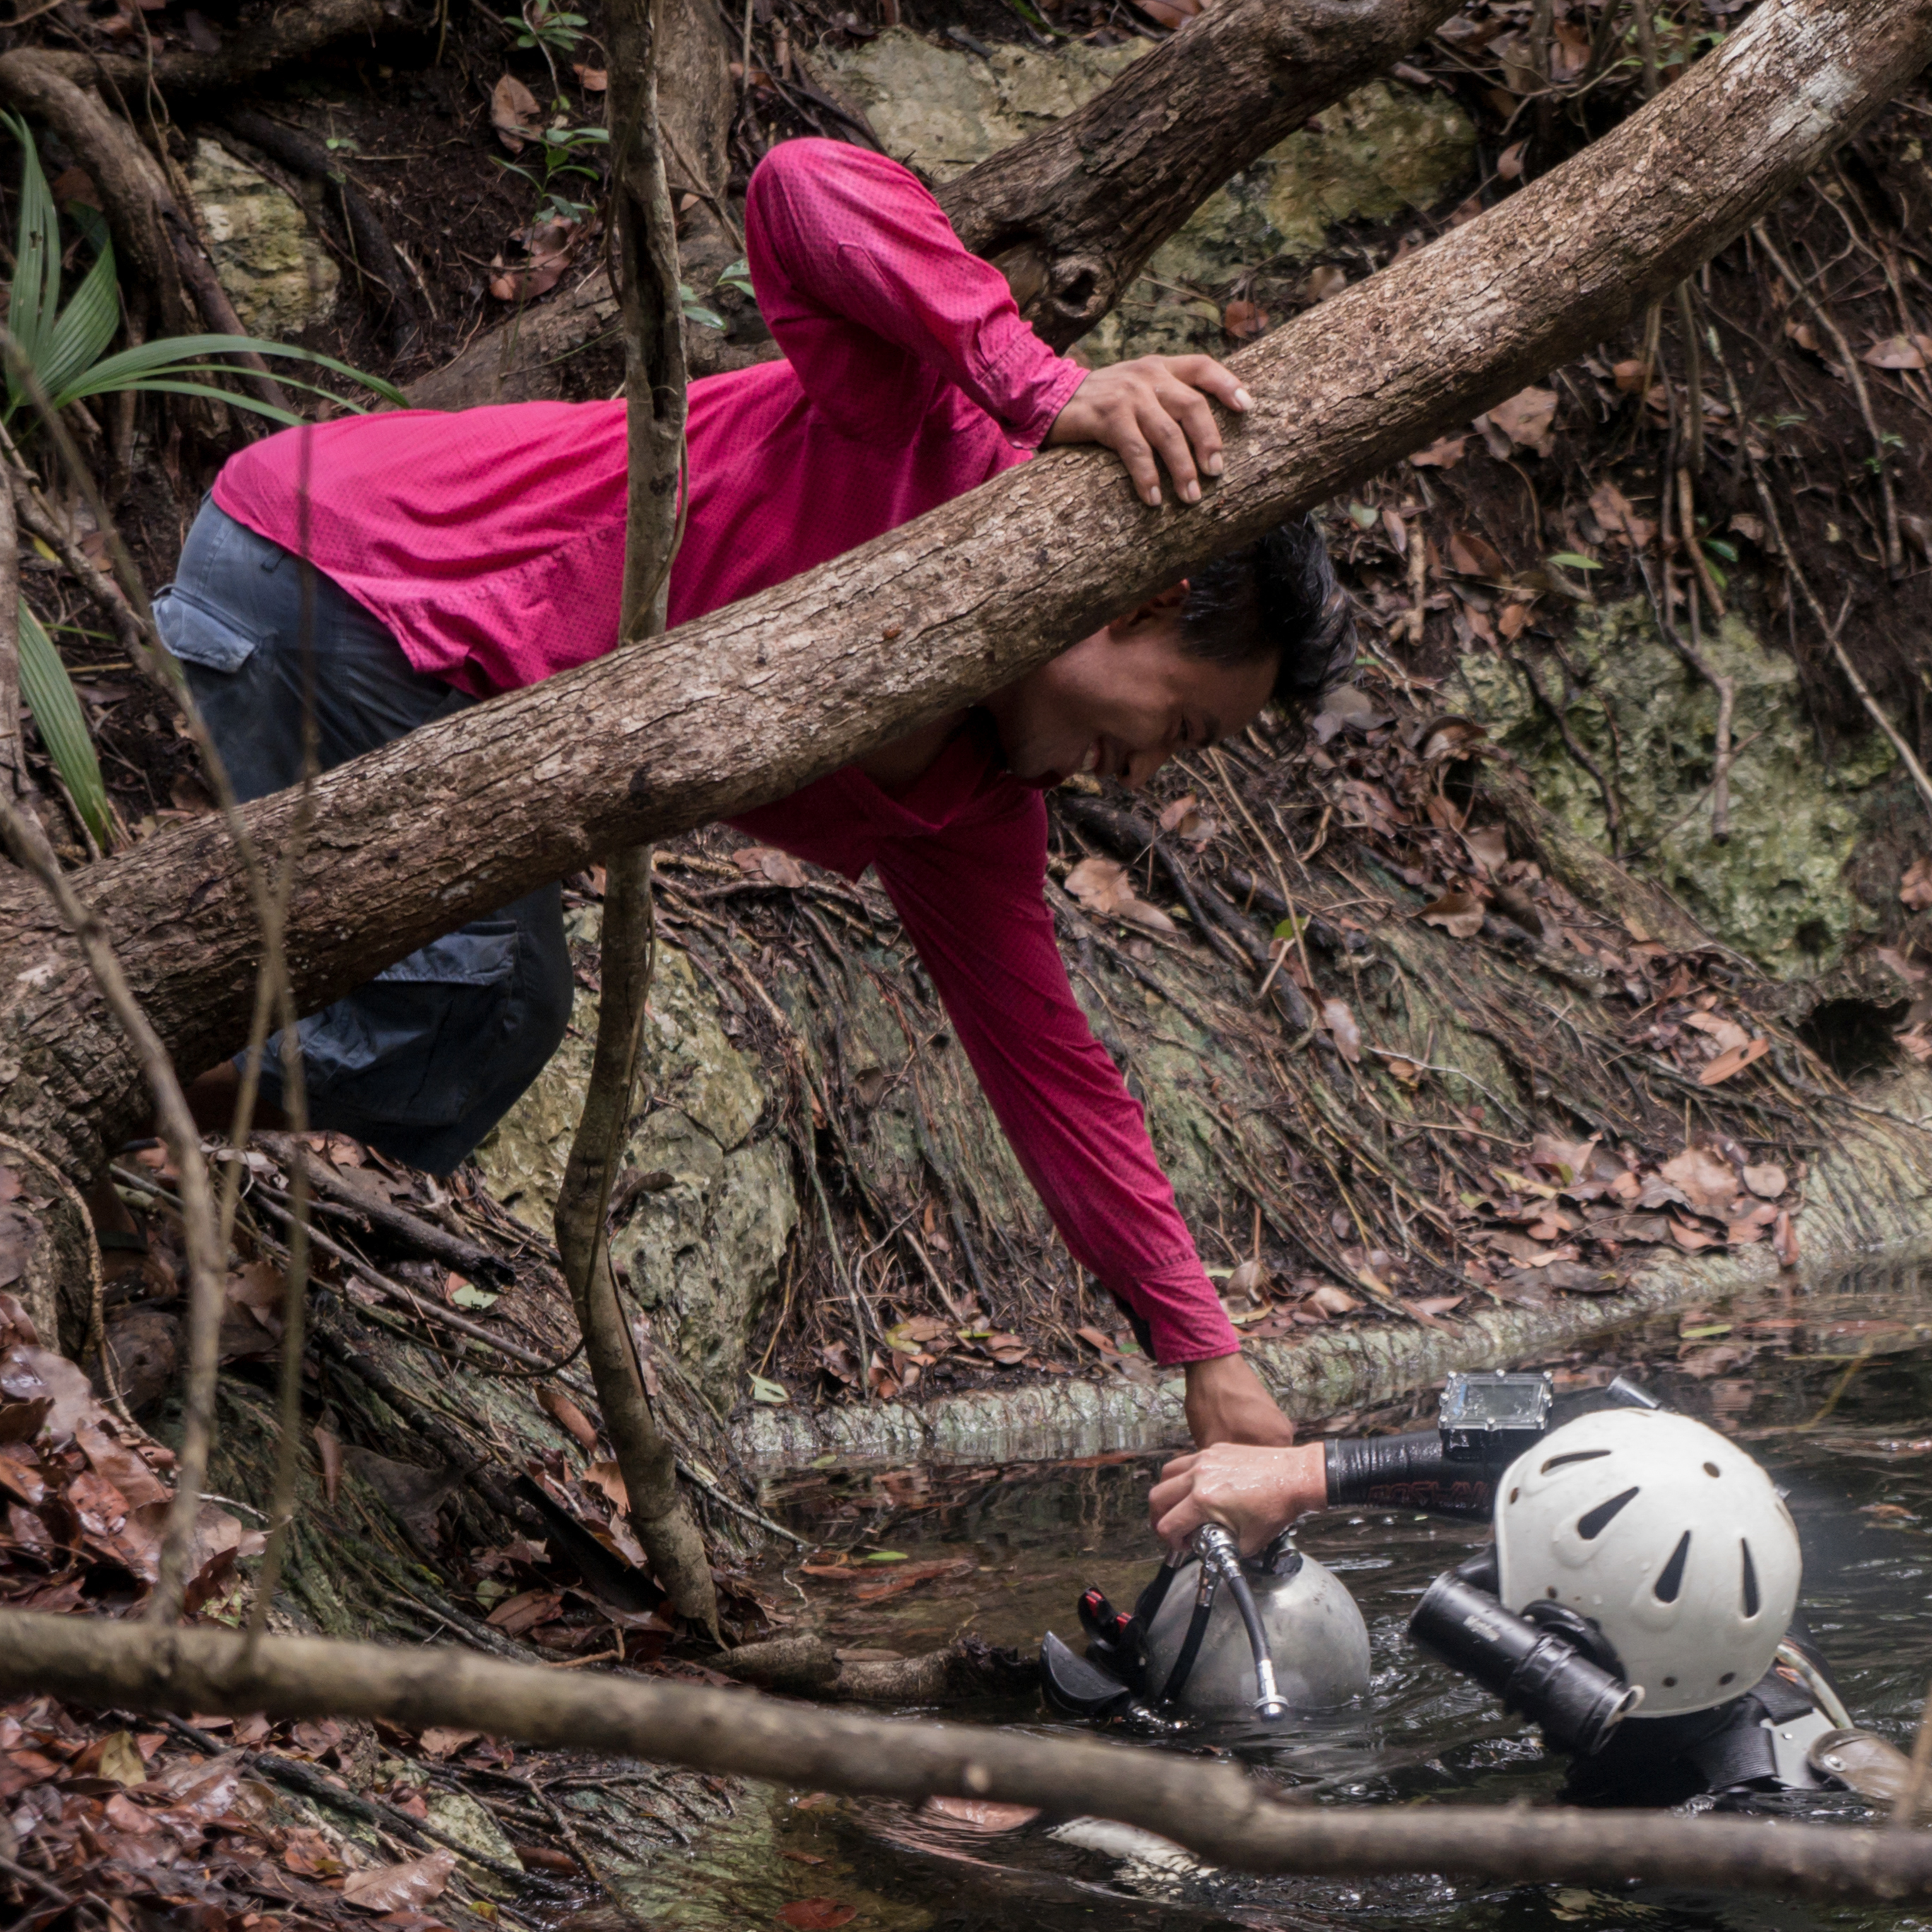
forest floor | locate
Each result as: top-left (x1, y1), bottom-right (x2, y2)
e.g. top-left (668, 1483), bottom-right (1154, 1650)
top-left (4, 1), bottom-right (1932, 1924)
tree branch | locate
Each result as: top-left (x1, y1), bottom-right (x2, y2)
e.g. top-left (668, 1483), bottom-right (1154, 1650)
top-left (8, 1612), bottom-right (1932, 1903)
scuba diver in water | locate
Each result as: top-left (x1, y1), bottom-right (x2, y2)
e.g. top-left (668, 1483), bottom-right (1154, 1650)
top-left (1041, 1372), bottom-right (1905, 1806)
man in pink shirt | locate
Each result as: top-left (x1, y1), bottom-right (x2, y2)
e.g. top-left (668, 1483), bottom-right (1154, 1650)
top-left (154, 139), bottom-right (1349, 1448)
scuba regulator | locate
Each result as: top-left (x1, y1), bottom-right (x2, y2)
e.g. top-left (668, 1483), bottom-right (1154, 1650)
top-left (1043, 1369), bottom-right (1570, 1725)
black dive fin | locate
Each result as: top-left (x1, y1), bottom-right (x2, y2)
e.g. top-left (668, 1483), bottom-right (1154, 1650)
top-left (1040, 1630), bottom-right (1137, 1719)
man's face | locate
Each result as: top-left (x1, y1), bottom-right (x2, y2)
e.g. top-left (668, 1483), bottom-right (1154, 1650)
top-left (985, 591), bottom-right (1278, 790)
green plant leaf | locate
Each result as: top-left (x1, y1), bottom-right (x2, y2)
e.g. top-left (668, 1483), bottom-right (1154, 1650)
top-left (38, 227), bottom-right (120, 408)
top-left (18, 599), bottom-right (112, 852)
top-left (4, 112), bottom-right (61, 407)
top-left (680, 300), bottom-right (725, 331)
top-left (860, 1551), bottom-right (908, 1564)
top-left (59, 334), bottom-right (408, 412)
top-left (451, 1284), bottom-right (499, 1310)
top-left (1546, 552), bottom-right (1603, 571)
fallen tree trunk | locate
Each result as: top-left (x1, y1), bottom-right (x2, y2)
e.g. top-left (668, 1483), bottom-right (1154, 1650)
top-left (0, 0), bottom-right (1924, 1175)
top-left (405, 0), bottom-right (1463, 405)
top-left (8, 1610), bottom-right (1932, 1902)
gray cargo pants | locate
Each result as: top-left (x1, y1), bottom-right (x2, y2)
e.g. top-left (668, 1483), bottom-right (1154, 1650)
top-left (153, 502), bottom-right (573, 1175)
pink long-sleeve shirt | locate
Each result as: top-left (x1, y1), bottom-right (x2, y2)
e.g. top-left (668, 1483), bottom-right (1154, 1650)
top-left (213, 138), bottom-right (1241, 1365)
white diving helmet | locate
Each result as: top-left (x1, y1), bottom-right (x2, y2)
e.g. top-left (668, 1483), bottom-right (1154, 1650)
top-left (1494, 1409), bottom-right (1801, 1718)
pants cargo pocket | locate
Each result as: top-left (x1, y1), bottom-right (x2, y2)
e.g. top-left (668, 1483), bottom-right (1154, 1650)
top-left (153, 585), bottom-right (272, 674)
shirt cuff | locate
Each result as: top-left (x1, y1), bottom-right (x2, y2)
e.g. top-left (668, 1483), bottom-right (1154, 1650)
top-left (1125, 1259), bottom-right (1243, 1366)
top-left (980, 321), bottom-right (1089, 450)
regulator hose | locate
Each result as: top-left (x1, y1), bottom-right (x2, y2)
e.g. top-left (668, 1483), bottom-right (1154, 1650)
top-left (1195, 1524), bottom-right (1289, 1719)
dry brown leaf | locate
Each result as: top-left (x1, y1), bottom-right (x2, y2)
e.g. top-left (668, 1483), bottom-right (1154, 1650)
top-left (1486, 385), bottom-right (1558, 456)
top-left (417, 1726), bottom-right (482, 1760)
top-left (1408, 434), bottom-right (1467, 470)
top-left (1463, 824), bottom-right (1508, 875)
top-left (343, 1849), bottom-right (456, 1912)
top-left (1222, 298), bottom-right (1268, 340)
top-left (537, 1383), bottom-right (599, 1454)
top-left (1381, 507), bottom-right (1409, 556)
top-left (1743, 1163), bottom-right (1787, 1199)
top-left (1611, 357), bottom-right (1647, 393)
top-left (1902, 858), bottom-right (1932, 911)
top-left (1113, 897), bottom-right (1177, 937)
top-left (1065, 855), bottom-right (1133, 914)
top-left (735, 845), bottom-right (808, 889)
top-left (1669, 1219), bottom-right (1717, 1252)
top-left (312, 1422), bottom-right (343, 1505)
top-left (1496, 140), bottom-right (1525, 180)
top-left (1322, 998), bottom-right (1363, 1064)
top-left (1303, 265), bottom-right (1347, 303)
top-left (1900, 1024), bottom-right (1932, 1063)
top-left (1590, 479), bottom-right (1656, 550)
top-left (490, 73), bottom-right (543, 153)
top-left (1223, 1258), bottom-right (1270, 1306)
top-left (1697, 1035), bottom-right (1771, 1086)
top-left (1307, 1284), bottom-right (1361, 1317)
top-left (1863, 334), bottom-right (1927, 369)
top-left (1421, 889), bottom-right (1485, 939)
top-left (573, 62), bottom-right (608, 89)
top-left (583, 1459), bottom-right (630, 1513)
top-left (1681, 1009), bottom-right (1750, 1055)
top-left (1448, 529), bottom-right (1508, 579)
top-left (1659, 1146), bottom-right (1739, 1214)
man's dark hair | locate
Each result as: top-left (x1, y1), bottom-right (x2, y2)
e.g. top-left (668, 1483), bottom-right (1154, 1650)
top-left (1178, 515), bottom-right (1354, 713)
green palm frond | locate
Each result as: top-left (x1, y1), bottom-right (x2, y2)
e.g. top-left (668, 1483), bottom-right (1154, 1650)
top-left (4, 109), bottom-right (61, 406)
top-left (18, 599), bottom-right (112, 853)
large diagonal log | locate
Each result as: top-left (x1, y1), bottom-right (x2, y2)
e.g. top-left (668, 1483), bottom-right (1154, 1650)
top-left (1, 0), bottom-right (1926, 1173)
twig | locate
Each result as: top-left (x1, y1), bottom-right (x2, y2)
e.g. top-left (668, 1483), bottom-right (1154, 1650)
top-left (1709, 340), bottom-right (1932, 828)
top-left (1512, 647), bottom-right (1623, 852)
top-left (1754, 222), bottom-right (1904, 579)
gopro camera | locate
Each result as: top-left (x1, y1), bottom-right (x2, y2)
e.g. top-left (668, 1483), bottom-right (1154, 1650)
top-left (1438, 1370), bottom-right (1553, 1464)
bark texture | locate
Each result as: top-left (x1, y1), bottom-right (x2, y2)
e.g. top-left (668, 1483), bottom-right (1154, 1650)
top-left (11, 1611), bottom-right (1932, 1902)
top-left (0, 0), bottom-right (1925, 1175)
top-left (405, 0), bottom-right (1462, 407)
top-left (944, 0), bottom-right (1463, 351)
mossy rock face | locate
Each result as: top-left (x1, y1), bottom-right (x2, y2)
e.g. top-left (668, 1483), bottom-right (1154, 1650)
top-left (1450, 598), bottom-right (1897, 976)
top-left (476, 914), bottom-right (795, 1415)
top-left (818, 31), bottom-right (1474, 361)
top-left (187, 139), bottom-right (338, 337)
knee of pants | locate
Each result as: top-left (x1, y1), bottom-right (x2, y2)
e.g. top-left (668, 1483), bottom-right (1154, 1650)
top-left (511, 889), bottom-right (575, 1079)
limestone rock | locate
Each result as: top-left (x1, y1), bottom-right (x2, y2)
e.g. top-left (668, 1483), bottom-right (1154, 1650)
top-left (422, 1786), bottom-right (523, 1897)
top-left (818, 30), bottom-right (1475, 362)
top-left (187, 139), bottom-right (338, 338)
top-left (476, 913), bottom-right (795, 1414)
top-left (1452, 597), bottom-right (1897, 975)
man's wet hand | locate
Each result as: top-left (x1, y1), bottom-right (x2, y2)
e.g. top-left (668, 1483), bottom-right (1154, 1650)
top-left (1183, 1352), bottom-right (1295, 1450)
top-left (1148, 1442), bottom-right (1327, 1558)
top-left (1045, 355), bottom-right (1252, 509)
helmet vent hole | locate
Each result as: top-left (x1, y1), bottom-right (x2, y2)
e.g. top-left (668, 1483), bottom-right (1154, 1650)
top-left (1541, 1450), bottom-right (1614, 1476)
top-left (1741, 1540), bottom-right (1760, 1620)
top-left (1577, 1486), bottom-right (1640, 1541)
top-left (1719, 1671), bottom-right (1736, 1687)
top-left (1654, 1530), bottom-right (1692, 1604)
top-left (1704, 1462), bottom-right (1721, 1478)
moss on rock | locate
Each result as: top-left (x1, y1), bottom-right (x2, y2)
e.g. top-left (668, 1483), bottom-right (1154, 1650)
top-left (1450, 598), bottom-right (1897, 976)
top-left (187, 139), bottom-right (338, 338)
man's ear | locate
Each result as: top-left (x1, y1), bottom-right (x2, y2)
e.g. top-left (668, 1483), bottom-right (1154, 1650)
top-left (1108, 580), bottom-right (1190, 636)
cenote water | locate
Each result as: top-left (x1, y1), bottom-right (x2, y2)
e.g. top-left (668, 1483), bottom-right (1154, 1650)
top-left (612, 1263), bottom-right (1932, 1931)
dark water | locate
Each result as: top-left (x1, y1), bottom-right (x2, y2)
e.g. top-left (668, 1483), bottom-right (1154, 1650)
top-left (623, 1264), bottom-right (1932, 1931)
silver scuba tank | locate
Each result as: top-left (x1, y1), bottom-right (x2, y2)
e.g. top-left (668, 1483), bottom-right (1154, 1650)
top-left (1142, 1531), bottom-right (1370, 1718)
